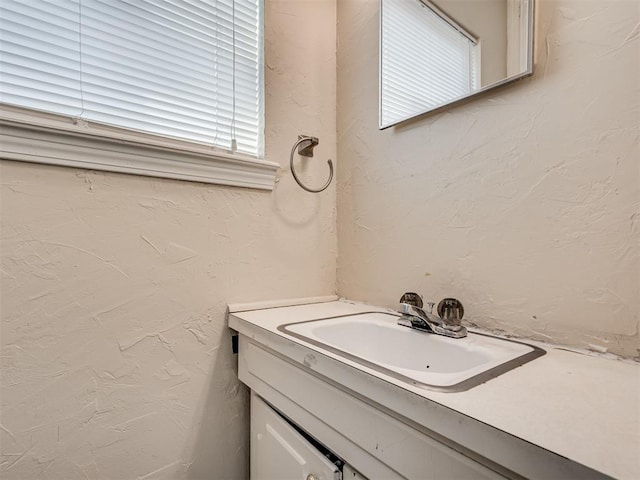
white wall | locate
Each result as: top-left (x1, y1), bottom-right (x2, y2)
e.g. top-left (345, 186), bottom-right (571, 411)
top-left (0, 1), bottom-right (336, 478)
top-left (337, 0), bottom-right (639, 358)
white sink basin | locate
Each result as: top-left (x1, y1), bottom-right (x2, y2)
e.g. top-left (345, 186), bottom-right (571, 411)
top-left (279, 312), bottom-right (545, 391)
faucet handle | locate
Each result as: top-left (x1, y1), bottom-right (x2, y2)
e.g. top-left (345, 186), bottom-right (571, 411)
top-left (399, 292), bottom-right (423, 308)
top-left (437, 298), bottom-right (464, 326)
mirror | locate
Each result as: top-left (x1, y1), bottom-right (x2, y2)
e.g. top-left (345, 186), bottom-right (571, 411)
top-left (380, 0), bottom-right (534, 128)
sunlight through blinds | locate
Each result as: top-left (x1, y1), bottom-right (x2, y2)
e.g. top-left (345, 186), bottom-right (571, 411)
top-left (0, 0), bottom-right (263, 156)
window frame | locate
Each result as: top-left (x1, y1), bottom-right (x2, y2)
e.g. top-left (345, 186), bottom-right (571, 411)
top-left (0, 1), bottom-right (276, 190)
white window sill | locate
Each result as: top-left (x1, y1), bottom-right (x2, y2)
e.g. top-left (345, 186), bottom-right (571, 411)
top-left (0, 107), bottom-right (278, 190)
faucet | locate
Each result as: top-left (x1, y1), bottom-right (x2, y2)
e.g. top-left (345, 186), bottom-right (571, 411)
top-left (397, 296), bottom-right (467, 338)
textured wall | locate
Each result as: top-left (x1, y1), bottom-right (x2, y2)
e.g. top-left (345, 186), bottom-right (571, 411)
top-left (0, 1), bottom-right (336, 479)
top-left (337, 0), bottom-right (639, 358)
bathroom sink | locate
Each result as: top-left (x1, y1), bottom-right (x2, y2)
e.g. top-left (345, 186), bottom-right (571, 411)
top-left (278, 312), bottom-right (545, 391)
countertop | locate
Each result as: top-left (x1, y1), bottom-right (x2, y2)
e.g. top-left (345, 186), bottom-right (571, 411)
top-left (228, 297), bottom-right (640, 480)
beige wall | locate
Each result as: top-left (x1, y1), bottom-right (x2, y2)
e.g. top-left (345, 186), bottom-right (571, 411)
top-left (337, 0), bottom-right (639, 358)
top-left (0, 1), bottom-right (336, 479)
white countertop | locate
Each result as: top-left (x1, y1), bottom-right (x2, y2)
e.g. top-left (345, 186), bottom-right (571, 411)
top-left (229, 298), bottom-right (640, 479)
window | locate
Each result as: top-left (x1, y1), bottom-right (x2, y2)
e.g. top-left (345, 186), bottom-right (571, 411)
top-left (380, 0), bottom-right (480, 127)
top-left (0, 0), bottom-right (276, 189)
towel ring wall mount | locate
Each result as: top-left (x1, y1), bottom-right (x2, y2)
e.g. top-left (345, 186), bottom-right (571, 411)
top-left (289, 135), bottom-right (333, 193)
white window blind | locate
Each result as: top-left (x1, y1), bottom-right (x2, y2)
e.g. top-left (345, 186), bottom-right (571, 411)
top-left (0, 0), bottom-right (264, 157)
top-left (380, 0), bottom-right (480, 127)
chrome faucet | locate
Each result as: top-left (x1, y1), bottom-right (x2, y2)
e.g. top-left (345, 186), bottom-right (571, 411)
top-left (397, 295), bottom-right (467, 338)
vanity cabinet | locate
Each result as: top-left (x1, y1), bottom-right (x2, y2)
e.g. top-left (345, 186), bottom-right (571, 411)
top-left (241, 336), bottom-right (508, 480)
top-left (229, 299), bottom-right (632, 480)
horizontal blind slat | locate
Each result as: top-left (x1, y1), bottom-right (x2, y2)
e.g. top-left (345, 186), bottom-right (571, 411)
top-left (0, 0), bottom-right (262, 156)
top-left (381, 0), bottom-right (477, 124)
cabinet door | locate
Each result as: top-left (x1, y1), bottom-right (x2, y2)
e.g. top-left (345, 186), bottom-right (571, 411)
top-left (251, 392), bottom-right (340, 480)
top-left (343, 465), bottom-right (368, 480)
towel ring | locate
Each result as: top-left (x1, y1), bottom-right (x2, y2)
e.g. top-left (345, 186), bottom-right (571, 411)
top-left (289, 135), bottom-right (333, 193)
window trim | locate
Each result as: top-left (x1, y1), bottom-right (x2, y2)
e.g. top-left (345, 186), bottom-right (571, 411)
top-left (0, 105), bottom-right (278, 189)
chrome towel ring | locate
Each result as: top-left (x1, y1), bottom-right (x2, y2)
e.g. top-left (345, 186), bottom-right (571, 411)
top-left (289, 135), bottom-right (333, 193)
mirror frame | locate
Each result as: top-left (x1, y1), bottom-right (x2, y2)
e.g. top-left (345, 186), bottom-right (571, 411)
top-left (379, 0), bottom-right (535, 129)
